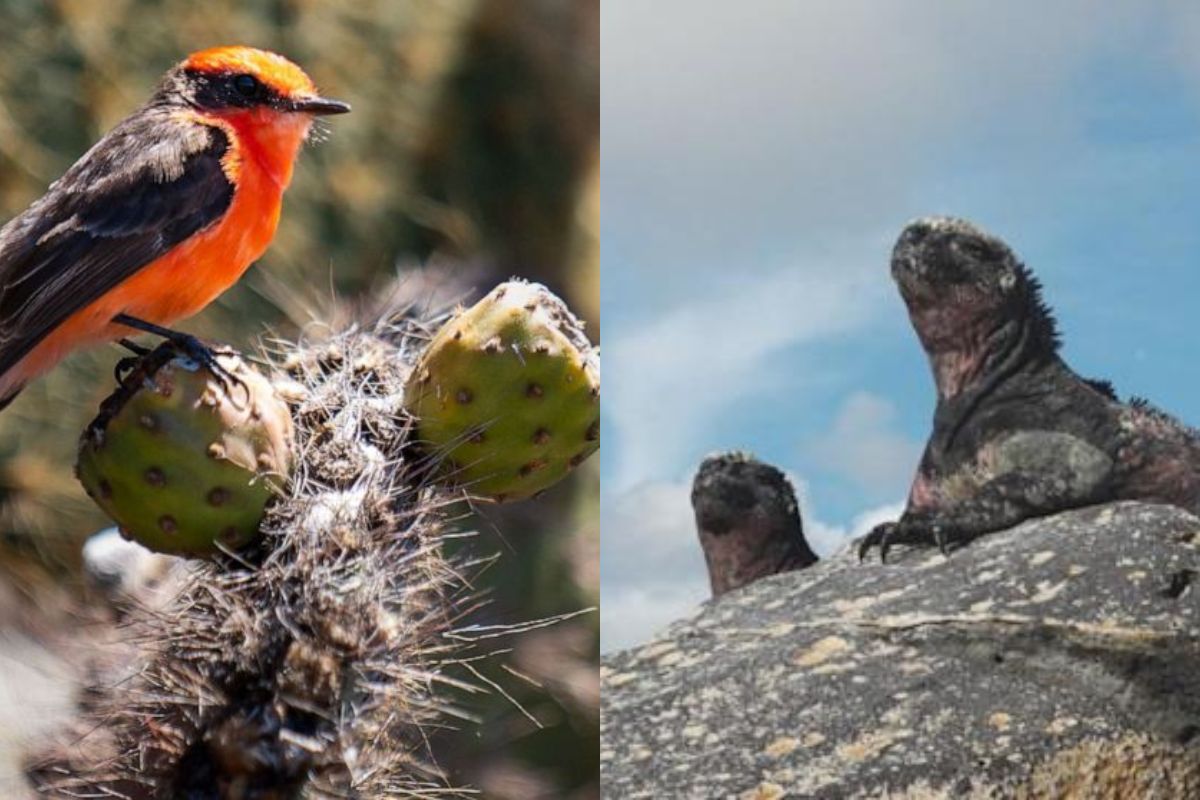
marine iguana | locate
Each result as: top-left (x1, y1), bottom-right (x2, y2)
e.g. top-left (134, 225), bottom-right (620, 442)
top-left (692, 452), bottom-right (818, 595)
top-left (859, 216), bottom-right (1200, 561)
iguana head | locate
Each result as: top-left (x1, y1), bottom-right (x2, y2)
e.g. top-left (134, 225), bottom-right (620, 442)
top-left (891, 216), bottom-right (1058, 396)
top-left (892, 216), bottom-right (1022, 312)
top-left (691, 451), bottom-right (815, 597)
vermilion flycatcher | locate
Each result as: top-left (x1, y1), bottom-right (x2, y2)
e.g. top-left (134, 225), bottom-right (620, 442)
top-left (0, 46), bottom-right (349, 407)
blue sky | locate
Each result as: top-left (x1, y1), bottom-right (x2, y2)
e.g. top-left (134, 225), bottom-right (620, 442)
top-left (600, 1), bottom-right (1200, 651)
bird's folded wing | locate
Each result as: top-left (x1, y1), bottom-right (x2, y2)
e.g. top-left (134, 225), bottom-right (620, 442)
top-left (0, 111), bottom-right (234, 376)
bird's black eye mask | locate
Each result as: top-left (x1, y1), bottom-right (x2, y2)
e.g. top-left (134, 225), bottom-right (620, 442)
top-left (184, 69), bottom-right (286, 111)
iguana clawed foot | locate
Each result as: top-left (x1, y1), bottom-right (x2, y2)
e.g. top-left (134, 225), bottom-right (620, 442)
top-left (857, 514), bottom-right (958, 563)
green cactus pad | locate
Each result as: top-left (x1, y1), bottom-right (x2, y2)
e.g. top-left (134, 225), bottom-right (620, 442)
top-left (405, 280), bottom-right (599, 502)
top-left (77, 344), bottom-right (294, 557)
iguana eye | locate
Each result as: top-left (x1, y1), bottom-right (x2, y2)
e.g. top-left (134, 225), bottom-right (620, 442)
top-left (958, 239), bottom-right (992, 261)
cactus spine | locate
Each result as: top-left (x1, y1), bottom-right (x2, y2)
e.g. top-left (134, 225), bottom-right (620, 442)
top-left (28, 280), bottom-right (600, 797)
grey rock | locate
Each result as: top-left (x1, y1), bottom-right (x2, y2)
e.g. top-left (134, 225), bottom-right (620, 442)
top-left (601, 502), bottom-right (1200, 799)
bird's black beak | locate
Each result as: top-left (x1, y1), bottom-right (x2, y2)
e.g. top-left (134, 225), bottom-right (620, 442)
top-left (288, 95), bottom-right (351, 115)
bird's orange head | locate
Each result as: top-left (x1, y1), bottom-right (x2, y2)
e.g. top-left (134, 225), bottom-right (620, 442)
top-left (177, 46), bottom-right (350, 118)
top-left (160, 46), bottom-right (349, 186)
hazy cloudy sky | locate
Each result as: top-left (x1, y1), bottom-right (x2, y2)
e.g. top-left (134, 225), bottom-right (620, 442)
top-left (601, 2), bottom-right (1200, 651)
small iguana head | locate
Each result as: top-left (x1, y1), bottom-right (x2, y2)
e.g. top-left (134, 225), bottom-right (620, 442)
top-left (891, 216), bottom-right (1057, 394)
top-left (691, 451), bottom-right (815, 597)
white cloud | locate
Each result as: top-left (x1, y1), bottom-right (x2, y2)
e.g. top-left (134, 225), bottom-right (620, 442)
top-left (600, 478), bottom-right (708, 651)
top-left (793, 475), bottom-right (905, 558)
top-left (601, 473), bottom-right (904, 653)
top-left (804, 391), bottom-right (923, 502)
top-left (824, 501), bottom-right (907, 552)
top-left (605, 254), bottom-right (888, 492)
top-left (602, 0), bottom-right (1142, 274)
top-left (600, 479), bottom-right (706, 594)
top-left (601, 581), bottom-right (709, 654)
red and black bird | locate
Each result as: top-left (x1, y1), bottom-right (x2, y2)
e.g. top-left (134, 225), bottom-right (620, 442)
top-left (0, 46), bottom-right (349, 408)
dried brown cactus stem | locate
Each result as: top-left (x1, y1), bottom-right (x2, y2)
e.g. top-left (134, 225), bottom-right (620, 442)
top-left (170, 638), bottom-right (313, 800)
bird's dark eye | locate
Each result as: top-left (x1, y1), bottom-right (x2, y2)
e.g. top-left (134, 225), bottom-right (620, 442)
top-left (233, 73), bottom-right (261, 99)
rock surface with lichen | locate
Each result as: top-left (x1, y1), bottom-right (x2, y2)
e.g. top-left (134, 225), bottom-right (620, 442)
top-left (601, 502), bottom-right (1200, 799)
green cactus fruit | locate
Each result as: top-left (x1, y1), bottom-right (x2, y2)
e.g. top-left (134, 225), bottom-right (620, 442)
top-left (405, 280), bottom-right (600, 502)
top-left (76, 344), bottom-right (294, 557)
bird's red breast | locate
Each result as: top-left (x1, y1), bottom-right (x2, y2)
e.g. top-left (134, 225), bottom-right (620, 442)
top-left (9, 114), bottom-right (301, 393)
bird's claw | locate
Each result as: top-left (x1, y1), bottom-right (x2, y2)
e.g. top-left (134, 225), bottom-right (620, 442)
top-left (112, 313), bottom-right (248, 406)
top-left (168, 334), bottom-right (248, 406)
top-left (114, 355), bottom-right (140, 386)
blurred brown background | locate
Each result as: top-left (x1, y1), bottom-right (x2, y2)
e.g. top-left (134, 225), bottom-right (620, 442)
top-left (0, 1), bottom-right (598, 797)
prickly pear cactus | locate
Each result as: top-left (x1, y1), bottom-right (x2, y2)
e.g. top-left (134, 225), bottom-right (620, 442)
top-left (76, 344), bottom-right (293, 557)
top-left (404, 280), bottom-right (600, 502)
top-left (29, 304), bottom-right (475, 798)
top-left (27, 278), bottom-right (600, 798)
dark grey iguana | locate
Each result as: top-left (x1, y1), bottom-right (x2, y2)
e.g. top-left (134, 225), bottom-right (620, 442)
top-left (692, 452), bottom-right (818, 595)
top-left (859, 216), bottom-right (1200, 561)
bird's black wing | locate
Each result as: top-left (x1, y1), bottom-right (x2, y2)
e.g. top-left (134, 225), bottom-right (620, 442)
top-left (0, 108), bottom-right (234, 378)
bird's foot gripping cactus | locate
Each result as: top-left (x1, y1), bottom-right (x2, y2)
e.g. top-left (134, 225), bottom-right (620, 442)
top-left (405, 279), bottom-right (600, 502)
top-left (76, 342), bottom-right (293, 557)
top-left (27, 280), bottom-right (600, 798)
